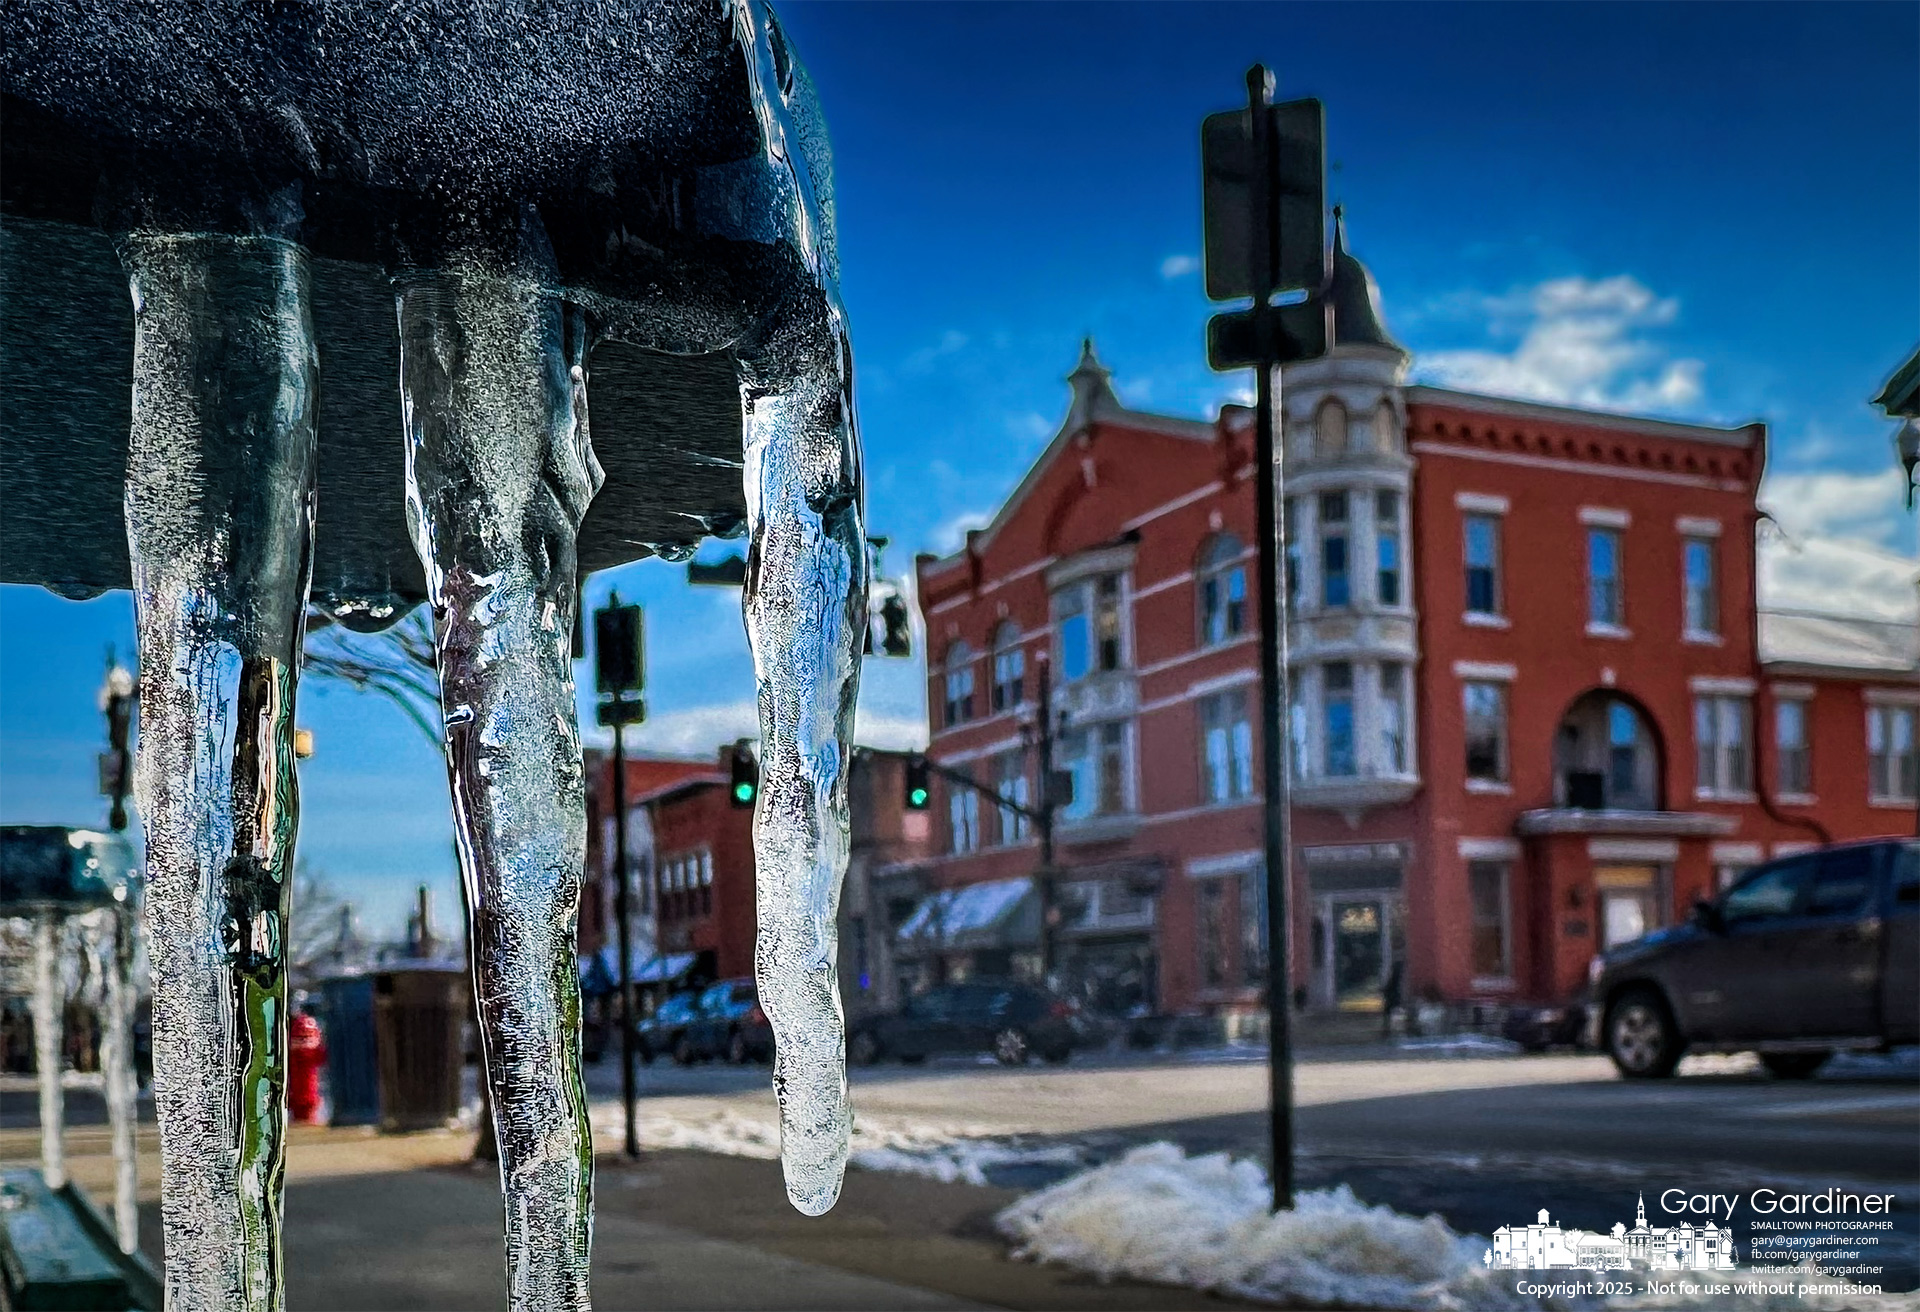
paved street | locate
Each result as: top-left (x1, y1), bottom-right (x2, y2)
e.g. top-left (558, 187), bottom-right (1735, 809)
top-left (584, 1042), bottom-right (1920, 1288)
top-left (6, 1044), bottom-right (1915, 1304)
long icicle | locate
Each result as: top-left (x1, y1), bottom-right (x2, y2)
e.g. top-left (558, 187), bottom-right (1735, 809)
top-left (122, 232), bottom-right (317, 1312)
top-left (32, 909), bottom-right (64, 1190)
top-left (398, 258), bottom-right (602, 1310)
top-left (740, 290), bottom-right (867, 1218)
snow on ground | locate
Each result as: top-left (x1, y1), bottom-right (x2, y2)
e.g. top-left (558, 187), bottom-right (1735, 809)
top-left (995, 1144), bottom-right (1918, 1312)
top-left (1397, 1034), bottom-right (1525, 1056)
top-left (587, 1100), bottom-right (1084, 1186)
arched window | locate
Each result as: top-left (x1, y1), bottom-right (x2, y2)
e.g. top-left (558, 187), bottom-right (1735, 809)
top-left (1197, 533), bottom-right (1247, 646)
top-left (1554, 691), bottom-right (1661, 811)
top-left (990, 622), bottom-right (1024, 713)
top-left (1371, 404), bottom-right (1397, 454)
top-left (943, 641), bottom-right (975, 727)
top-left (1315, 398), bottom-right (1347, 459)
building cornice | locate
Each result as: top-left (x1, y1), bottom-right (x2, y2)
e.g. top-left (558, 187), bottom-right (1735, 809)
top-left (1405, 386), bottom-right (1762, 449)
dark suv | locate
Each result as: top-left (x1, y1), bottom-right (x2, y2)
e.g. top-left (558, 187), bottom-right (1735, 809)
top-left (847, 980), bottom-right (1078, 1066)
top-left (634, 992), bottom-right (701, 1065)
top-left (683, 978), bottom-right (773, 1064)
top-left (1589, 839), bottom-right (1918, 1079)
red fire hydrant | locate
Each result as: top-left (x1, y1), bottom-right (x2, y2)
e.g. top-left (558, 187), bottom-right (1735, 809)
top-left (288, 1012), bottom-right (327, 1124)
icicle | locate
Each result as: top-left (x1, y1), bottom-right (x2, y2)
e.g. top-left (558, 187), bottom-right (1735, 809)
top-left (32, 909), bottom-right (65, 1190)
top-left (104, 908), bottom-right (141, 1252)
top-left (398, 258), bottom-right (602, 1310)
top-left (739, 291), bottom-right (867, 1218)
top-left (122, 233), bottom-right (318, 1312)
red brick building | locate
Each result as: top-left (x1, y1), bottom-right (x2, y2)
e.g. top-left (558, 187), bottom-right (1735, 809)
top-left (908, 222), bottom-right (1919, 1021)
top-left (581, 746), bottom-right (934, 1015)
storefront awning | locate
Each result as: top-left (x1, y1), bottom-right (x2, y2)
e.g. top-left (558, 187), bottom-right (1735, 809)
top-left (579, 949), bottom-right (699, 995)
top-left (895, 876), bottom-right (1039, 954)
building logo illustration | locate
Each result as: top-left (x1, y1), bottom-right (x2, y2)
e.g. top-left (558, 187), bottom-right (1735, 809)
top-left (1484, 1194), bottom-right (1738, 1272)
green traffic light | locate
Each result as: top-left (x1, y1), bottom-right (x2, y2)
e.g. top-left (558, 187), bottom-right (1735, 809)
top-left (734, 783), bottom-right (756, 803)
top-left (909, 787), bottom-right (928, 806)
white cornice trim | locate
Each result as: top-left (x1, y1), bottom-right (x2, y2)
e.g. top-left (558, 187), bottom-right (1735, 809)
top-left (1454, 660), bottom-right (1518, 682)
top-left (1458, 837), bottom-right (1521, 860)
top-left (1578, 506), bottom-right (1632, 529)
top-left (1689, 675), bottom-right (1757, 695)
top-left (1404, 385), bottom-right (1762, 448)
top-left (1410, 440), bottom-right (1743, 492)
top-left (1677, 516), bottom-right (1723, 538)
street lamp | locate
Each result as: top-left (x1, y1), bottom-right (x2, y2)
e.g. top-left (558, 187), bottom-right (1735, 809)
top-left (1871, 347), bottom-right (1919, 510)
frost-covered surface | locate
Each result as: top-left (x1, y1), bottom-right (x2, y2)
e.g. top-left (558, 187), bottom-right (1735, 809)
top-left (1398, 1035), bottom-right (1525, 1056)
top-left (997, 1143), bottom-right (1524, 1312)
top-left (401, 263), bottom-right (601, 1310)
top-left (996, 1145), bottom-right (1919, 1312)
top-left (588, 1103), bottom-right (1084, 1188)
top-left (124, 233), bottom-right (317, 1312)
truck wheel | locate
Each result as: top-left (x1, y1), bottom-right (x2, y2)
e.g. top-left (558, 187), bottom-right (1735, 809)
top-left (1760, 1052), bottom-right (1830, 1079)
top-left (1605, 989), bottom-right (1684, 1079)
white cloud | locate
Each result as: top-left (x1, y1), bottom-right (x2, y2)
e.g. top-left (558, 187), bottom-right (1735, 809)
top-left (1160, 253), bottom-right (1200, 280)
top-left (588, 699), bottom-right (927, 759)
top-left (899, 329), bottom-right (971, 375)
top-left (929, 507), bottom-right (992, 555)
top-left (1757, 465), bottom-right (1918, 620)
top-left (1414, 275), bottom-right (1704, 415)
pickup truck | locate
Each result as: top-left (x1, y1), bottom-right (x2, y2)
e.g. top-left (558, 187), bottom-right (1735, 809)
top-left (1589, 838), bottom-right (1918, 1079)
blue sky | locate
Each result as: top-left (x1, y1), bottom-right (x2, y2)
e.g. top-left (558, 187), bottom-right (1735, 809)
top-left (2, 1), bottom-right (1914, 936)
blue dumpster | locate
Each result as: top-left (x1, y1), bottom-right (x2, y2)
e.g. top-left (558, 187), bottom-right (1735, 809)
top-left (317, 976), bottom-right (379, 1127)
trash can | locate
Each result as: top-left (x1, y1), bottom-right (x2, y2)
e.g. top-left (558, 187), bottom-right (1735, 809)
top-left (316, 976), bottom-right (379, 1127)
top-left (371, 966), bottom-right (467, 1132)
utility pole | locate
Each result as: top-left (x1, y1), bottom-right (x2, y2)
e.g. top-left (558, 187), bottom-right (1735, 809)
top-left (1032, 652), bottom-right (1058, 984)
top-left (1202, 65), bottom-right (1327, 1212)
top-left (594, 591), bottom-right (646, 1160)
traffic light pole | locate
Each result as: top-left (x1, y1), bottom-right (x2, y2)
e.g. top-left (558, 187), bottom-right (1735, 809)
top-left (612, 706), bottom-right (638, 1160)
top-left (1246, 64), bottom-right (1297, 1214)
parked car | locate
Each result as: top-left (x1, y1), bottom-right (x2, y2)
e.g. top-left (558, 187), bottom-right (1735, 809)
top-left (634, 992), bottom-right (701, 1065)
top-left (683, 978), bottom-right (773, 1065)
top-left (1588, 838), bottom-right (1918, 1079)
top-left (847, 980), bottom-right (1078, 1066)
top-left (1502, 1003), bottom-right (1587, 1053)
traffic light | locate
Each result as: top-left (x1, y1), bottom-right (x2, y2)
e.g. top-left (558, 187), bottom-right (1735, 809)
top-left (729, 741), bottom-right (759, 808)
top-left (903, 756), bottom-right (930, 810)
top-left (878, 593), bottom-right (912, 657)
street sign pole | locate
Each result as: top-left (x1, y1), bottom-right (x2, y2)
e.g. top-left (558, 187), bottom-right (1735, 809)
top-left (1244, 64), bottom-right (1298, 1216)
top-left (595, 591), bottom-right (646, 1160)
top-left (1206, 64), bottom-right (1323, 1214)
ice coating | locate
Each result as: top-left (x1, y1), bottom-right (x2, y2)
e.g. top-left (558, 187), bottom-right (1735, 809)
top-left (399, 251), bottom-right (602, 1307)
top-left (123, 233), bottom-right (316, 1312)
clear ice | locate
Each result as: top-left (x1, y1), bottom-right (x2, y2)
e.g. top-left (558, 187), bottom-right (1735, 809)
top-left (5, 0), bottom-right (869, 1303)
top-left (79, 907), bottom-right (142, 1253)
top-left (399, 250), bottom-right (602, 1308)
top-left (32, 911), bottom-right (65, 1191)
top-left (123, 233), bottom-right (316, 1312)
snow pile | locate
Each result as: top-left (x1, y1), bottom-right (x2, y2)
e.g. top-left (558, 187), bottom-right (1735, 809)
top-left (995, 1142), bottom-right (1523, 1311)
top-left (587, 1102), bottom-right (1085, 1186)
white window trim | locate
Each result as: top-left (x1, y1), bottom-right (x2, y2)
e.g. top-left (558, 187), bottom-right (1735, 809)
top-left (1771, 690), bottom-right (1814, 802)
top-left (1455, 491), bottom-right (1510, 514)
top-left (1588, 837), bottom-right (1678, 862)
top-left (1465, 778), bottom-right (1513, 796)
top-left (1867, 701), bottom-right (1919, 806)
top-left (1676, 515), bottom-right (1723, 537)
top-left (1453, 660), bottom-right (1517, 681)
top-left (1710, 841), bottom-right (1763, 865)
top-left (1586, 621), bottom-right (1633, 640)
top-left (1579, 506), bottom-right (1632, 528)
top-left (1463, 611), bottom-right (1511, 629)
top-left (1865, 687), bottom-right (1920, 708)
top-left (1458, 836), bottom-right (1520, 860)
top-left (1186, 850), bottom-right (1261, 879)
top-left (1690, 675), bottom-right (1757, 695)
top-left (1770, 681), bottom-right (1816, 699)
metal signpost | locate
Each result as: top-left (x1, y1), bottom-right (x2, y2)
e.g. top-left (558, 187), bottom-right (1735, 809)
top-left (594, 593), bottom-right (646, 1159)
top-left (1202, 65), bottom-right (1328, 1213)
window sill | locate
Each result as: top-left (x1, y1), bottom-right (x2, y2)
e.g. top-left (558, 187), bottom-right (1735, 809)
top-left (1682, 630), bottom-right (1723, 646)
top-left (1465, 778), bottom-right (1512, 795)
top-left (1869, 796), bottom-right (1920, 810)
top-left (1468, 976), bottom-right (1517, 993)
top-left (1463, 611), bottom-right (1510, 629)
top-left (1585, 622), bottom-right (1632, 640)
top-left (1773, 792), bottom-right (1817, 807)
top-left (1693, 789), bottom-right (1757, 804)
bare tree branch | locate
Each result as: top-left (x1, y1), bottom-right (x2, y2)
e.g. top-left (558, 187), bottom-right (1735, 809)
top-left (303, 607), bottom-right (444, 744)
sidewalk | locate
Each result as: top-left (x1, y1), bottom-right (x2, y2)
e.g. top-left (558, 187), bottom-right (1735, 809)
top-left (5, 1119), bottom-right (1241, 1310)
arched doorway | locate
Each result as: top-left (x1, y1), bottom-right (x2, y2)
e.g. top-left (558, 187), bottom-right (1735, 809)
top-left (1553, 690), bottom-right (1663, 812)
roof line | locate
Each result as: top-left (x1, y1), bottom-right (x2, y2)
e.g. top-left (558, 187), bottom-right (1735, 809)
top-left (1404, 384), bottom-right (1761, 447)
